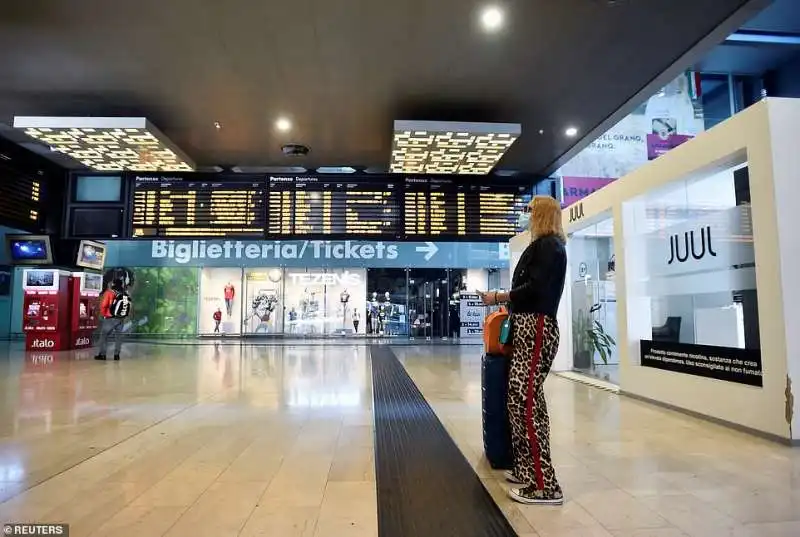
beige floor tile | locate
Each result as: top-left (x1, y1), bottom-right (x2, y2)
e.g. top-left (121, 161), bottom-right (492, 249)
top-left (91, 505), bottom-right (188, 537)
top-left (610, 530), bottom-right (689, 537)
top-left (163, 481), bottom-right (268, 537)
top-left (240, 505), bottom-right (319, 537)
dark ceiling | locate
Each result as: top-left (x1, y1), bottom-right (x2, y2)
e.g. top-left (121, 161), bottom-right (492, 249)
top-left (0, 0), bottom-right (770, 175)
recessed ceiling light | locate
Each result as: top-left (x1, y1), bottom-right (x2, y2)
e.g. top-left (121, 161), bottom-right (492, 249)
top-left (214, 121), bottom-right (222, 130)
top-left (275, 117), bottom-right (292, 132)
top-left (480, 6), bottom-right (504, 32)
top-left (565, 127), bottom-right (578, 137)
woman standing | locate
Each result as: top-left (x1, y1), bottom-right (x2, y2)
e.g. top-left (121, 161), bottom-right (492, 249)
top-left (480, 195), bottom-right (567, 505)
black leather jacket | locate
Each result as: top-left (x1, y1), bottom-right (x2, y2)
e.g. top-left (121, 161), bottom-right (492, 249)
top-left (509, 234), bottom-right (567, 317)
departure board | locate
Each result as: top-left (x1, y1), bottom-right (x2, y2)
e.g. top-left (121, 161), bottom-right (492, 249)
top-left (131, 175), bottom-right (266, 237)
top-left (267, 176), bottom-right (400, 237)
top-left (0, 164), bottom-right (42, 229)
top-left (404, 177), bottom-right (530, 239)
top-left (121, 172), bottom-right (533, 240)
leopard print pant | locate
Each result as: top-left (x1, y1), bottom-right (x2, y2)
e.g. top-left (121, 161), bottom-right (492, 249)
top-left (507, 312), bottom-right (562, 498)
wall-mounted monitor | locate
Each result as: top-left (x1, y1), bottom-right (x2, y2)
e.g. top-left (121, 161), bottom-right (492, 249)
top-left (6, 235), bottom-right (52, 265)
top-left (75, 239), bottom-right (107, 271)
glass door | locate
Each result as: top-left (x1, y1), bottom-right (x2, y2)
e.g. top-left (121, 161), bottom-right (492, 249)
top-left (408, 269), bottom-right (449, 340)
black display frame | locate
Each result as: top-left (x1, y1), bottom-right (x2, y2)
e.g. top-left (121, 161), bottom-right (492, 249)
top-left (63, 171), bottom-right (542, 242)
top-left (640, 339), bottom-right (763, 387)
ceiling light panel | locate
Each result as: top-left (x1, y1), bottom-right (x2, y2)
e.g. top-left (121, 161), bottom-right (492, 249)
top-left (390, 120), bottom-right (520, 175)
top-left (12, 116), bottom-right (195, 172)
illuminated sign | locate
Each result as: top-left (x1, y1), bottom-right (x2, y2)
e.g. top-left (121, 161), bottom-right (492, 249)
top-left (13, 116), bottom-right (194, 172)
top-left (390, 120), bottom-right (520, 175)
top-left (287, 271), bottom-right (363, 287)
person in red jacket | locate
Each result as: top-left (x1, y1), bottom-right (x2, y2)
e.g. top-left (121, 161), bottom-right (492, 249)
top-left (95, 278), bottom-right (128, 361)
top-left (213, 308), bottom-right (223, 333)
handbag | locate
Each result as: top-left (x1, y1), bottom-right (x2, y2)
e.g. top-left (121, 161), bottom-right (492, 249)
top-left (483, 307), bottom-right (513, 356)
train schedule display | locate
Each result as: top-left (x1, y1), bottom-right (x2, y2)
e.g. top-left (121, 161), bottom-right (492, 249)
top-left (131, 175), bottom-right (266, 238)
top-left (127, 174), bottom-right (531, 241)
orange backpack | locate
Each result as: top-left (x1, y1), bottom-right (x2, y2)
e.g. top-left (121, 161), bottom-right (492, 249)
top-left (484, 307), bottom-right (512, 356)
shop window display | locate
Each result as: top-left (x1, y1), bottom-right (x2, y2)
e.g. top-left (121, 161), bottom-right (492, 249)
top-left (568, 214), bottom-right (618, 384)
top-left (200, 268), bottom-right (243, 335)
top-left (623, 164), bottom-right (761, 385)
top-left (366, 269), bottom-right (408, 337)
top-left (243, 268), bottom-right (284, 335)
top-left (283, 268), bottom-right (367, 336)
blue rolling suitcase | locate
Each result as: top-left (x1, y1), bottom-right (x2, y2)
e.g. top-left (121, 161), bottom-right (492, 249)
top-left (481, 353), bottom-right (513, 469)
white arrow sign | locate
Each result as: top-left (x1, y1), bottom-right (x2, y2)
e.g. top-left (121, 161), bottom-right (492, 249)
top-left (415, 242), bottom-right (439, 261)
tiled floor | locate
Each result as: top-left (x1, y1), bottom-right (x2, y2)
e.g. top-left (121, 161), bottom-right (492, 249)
top-left (0, 342), bottom-right (376, 537)
top-left (0, 342), bottom-right (799, 536)
top-left (396, 346), bottom-right (800, 537)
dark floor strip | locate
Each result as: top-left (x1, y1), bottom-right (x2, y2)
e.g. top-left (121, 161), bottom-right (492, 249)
top-left (370, 345), bottom-right (517, 537)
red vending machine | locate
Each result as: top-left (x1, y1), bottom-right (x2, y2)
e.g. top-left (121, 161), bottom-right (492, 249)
top-left (22, 268), bottom-right (72, 351)
top-left (69, 272), bottom-right (103, 349)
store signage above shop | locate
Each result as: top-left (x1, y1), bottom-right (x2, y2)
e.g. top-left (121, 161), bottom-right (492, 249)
top-left (288, 271), bottom-right (363, 287)
top-left (647, 205), bottom-right (754, 278)
top-left (103, 239), bottom-right (510, 269)
top-left (568, 202), bottom-right (585, 224)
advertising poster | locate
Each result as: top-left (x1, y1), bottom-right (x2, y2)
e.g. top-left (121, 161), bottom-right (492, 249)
top-left (459, 292), bottom-right (484, 338)
top-left (646, 133), bottom-right (693, 161)
top-left (557, 72), bottom-right (705, 207)
top-left (562, 177), bottom-right (616, 207)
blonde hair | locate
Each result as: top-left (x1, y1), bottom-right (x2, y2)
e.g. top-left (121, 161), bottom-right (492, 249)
top-left (529, 195), bottom-right (566, 242)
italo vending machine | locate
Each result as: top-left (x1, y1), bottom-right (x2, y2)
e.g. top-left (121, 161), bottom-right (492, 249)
top-left (22, 268), bottom-right (73, 351)
top-left (68, 272), bottom-right (103, 349)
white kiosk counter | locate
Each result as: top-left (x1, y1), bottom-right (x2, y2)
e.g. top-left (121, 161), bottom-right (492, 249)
top-left (557, 98), bottom-right (800, 444)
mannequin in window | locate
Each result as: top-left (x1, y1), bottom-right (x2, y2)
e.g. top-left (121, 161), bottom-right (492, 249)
top-left (224, 282), bottom-right (235, 317)
top-left (340, 288), bottom-right (350, 329)
top-left (353, 309), bottom-right (360, 334)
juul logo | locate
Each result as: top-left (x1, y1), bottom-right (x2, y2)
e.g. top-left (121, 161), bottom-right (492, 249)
top-left (667, 226), bottom-right (717, 264)
top-left (75, 337), bottom-right (90, 346)
top-left (568, 203), bottom-right (585, 223)
top-left (32, 339), bottom-right (55, 348)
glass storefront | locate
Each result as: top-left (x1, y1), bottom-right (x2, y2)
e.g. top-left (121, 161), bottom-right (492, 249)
top-left (568, 213), bottom-right (619, 384)
top-left (623, 163), bottom-right (760, 355)
top-left (243, 268), bottom-right (284, 335)
top-left (114, 265), bottom-right (492, 339)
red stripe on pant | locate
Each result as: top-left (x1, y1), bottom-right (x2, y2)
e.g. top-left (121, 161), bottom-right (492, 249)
top-left (525, 314), bottom-right (546, 490)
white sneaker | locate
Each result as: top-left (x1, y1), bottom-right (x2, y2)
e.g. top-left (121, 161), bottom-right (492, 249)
top-left (503, 470), bottom-right (524, 484)
top-left (507, 487), bottom-right (564, 506)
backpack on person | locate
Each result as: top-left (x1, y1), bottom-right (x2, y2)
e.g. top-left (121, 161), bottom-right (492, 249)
top-left (109, 291), bottom-right (132, 318)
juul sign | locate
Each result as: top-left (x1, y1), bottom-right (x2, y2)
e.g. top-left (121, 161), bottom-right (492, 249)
top-left (667, 226), bottom-right (717, 264)
top-left (568, 202), bottom-right (585, 223)
top-left (288, 271), bottom-right (362, 287)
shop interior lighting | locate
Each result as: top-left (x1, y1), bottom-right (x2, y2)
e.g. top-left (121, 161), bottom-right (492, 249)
top-left (390, 120), bottom-right (520, 175)
top-left (13, 116), bottom-right (194, 172)
top-left (565, 126), bottom-right (579, 137)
